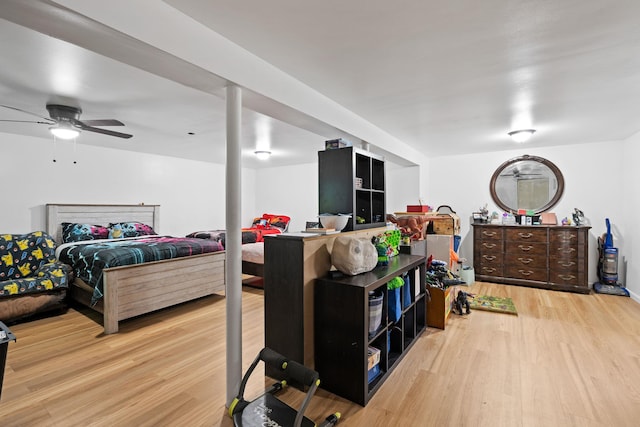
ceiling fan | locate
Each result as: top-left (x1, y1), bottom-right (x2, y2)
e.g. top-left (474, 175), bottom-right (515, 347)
top-left (0, 103), bottom-right (133, 139)
top-left (500, 167), bottom-right (543, 179)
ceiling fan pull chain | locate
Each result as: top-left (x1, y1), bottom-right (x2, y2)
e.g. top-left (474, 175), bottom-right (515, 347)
top-left (52, 135), bottom-right (57, 163)
top-left (73, 138), bottom-right (78, 164)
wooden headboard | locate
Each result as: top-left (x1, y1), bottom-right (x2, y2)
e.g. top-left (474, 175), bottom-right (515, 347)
top-left (46, 204), bottom-right (160, 244)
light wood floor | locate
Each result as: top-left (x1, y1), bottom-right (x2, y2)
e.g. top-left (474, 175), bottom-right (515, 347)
top-left (1, 282), bottom-right (639, 426)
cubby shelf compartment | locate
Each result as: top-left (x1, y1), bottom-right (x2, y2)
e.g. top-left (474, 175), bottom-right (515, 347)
top-left (319, 146), bottom-right (386, 231)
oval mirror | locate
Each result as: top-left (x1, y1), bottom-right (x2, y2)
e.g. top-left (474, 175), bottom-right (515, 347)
top-left (489, 155), bottom-right (564, 214)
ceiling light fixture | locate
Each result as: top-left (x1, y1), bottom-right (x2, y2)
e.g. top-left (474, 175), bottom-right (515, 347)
top-left (254, 150), bottom-right (271, 160)
top-left (508, 129), bottom-right (536, 143)
top-left (50, 123), bottom-right (80, 140)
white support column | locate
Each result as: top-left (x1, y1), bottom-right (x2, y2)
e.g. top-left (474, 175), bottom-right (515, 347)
top-left (225, 83), bottom-right (242, 405)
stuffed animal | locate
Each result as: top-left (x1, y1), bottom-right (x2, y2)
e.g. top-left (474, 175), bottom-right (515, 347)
top-left (386, 214), bottom-right (429, 240)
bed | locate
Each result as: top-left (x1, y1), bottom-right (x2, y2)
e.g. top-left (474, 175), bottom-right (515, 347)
top-left (186, 213), bottom-right (290, 279)
top-left (46, 204), bottom-right (226, 334)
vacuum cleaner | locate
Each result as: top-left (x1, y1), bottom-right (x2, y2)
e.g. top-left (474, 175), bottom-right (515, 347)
top-left (593, 218), bottom-right (629, 296)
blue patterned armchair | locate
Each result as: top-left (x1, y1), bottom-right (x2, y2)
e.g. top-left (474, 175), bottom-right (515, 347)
top-left (0, 231), bottom-right (72, 323)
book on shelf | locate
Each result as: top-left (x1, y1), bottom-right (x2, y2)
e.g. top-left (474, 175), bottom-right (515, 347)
top-left (305, 227), bottom-right (340, 235)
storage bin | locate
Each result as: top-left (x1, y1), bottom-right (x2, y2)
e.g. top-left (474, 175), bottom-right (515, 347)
top-left (368, 291), bottom-right (383, 335)
top-left (426, 286), bottom-right (456, 329)
top-left (367, 346), bottom-right (381, 370)
top-left (460, 266), bottom-right (475, 285)
top-left (367, 364), bottom-right (381, 383)
top-left (407, 204), bottom-right (430, 212)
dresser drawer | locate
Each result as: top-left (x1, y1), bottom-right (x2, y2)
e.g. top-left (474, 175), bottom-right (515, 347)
top-left (549, 270), bottom-right (581, 286)
top-left (478, 264), bottom-right (503, 276)
top-left (505, 265), bottom-right (548, 282)
top-left (475, 227), bottom-right (504, 241)
top-left (505, 241), bottom-right (547, 257)
top-left (549, 244), bottom-right (580, 258)
top-left (506, 228), bottom-right (547, 243)
top-left (478, 252), bottom-right (503, 266)
top-left (549, 256), bottom-right (579, 270)
top-left (505, 252), bottom-right (547, 269)
top-left (550, 229), bottom-right (579, 245)
top-left (477, 240), bottom-right (503, 253)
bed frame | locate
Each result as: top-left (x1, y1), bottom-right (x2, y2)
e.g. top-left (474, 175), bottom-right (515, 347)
top-left (46, 203), bottom-right (225, 334)
top-left (242, 261), bottom-right (263, 277)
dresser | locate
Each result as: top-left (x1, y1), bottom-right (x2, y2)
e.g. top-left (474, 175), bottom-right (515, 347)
top-left (473, 224), bottom-right (590, 293)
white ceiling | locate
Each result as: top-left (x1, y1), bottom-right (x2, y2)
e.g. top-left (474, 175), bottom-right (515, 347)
top-left (2, 1), bottom-right (640, 168)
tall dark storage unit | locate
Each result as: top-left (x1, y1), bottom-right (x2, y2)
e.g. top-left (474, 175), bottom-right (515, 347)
top-left (318, 147), bottom-right (386, 231)
top-left (314, 255), bottom-right (427, 406)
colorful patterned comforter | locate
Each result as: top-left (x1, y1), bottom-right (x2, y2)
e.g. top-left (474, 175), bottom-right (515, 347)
top-left (185, 228), bottom-right (282, 246)
top-left (56, 236), bottom-right (224, 305)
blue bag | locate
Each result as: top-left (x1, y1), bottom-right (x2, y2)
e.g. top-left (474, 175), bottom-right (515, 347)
top-left (402, 273), bottom-right (412, 308)
top-left (387, 276), bottom-right (403, 323)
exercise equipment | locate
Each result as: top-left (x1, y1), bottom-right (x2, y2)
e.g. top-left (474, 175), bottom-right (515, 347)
top-left (593, 218), bottom-right (629, 297)
top-left (229, 347), bottom-right (340, 427)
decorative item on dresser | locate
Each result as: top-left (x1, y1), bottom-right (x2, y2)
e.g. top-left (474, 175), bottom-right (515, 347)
top-left (473, 224), bottom-right (590, 294)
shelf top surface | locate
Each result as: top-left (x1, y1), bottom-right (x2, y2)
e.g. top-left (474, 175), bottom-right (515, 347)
top-left (317, 254), bottom-right (425, 288)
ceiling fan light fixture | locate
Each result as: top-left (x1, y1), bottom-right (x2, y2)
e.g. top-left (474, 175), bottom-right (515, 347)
top-left (254, 150), bottom-right (271, 160)
top-left (508, 129), bottom-right (536, 143)
top-left (50, 124), bottom-right (80, 140)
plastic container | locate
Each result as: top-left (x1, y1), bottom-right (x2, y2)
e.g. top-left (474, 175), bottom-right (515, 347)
top-left (368, 291), bottom-right (383, 334)
top-left (0, 321), bottom-right (16, 401)
top-left (460, 266), bottom-right (475, 286)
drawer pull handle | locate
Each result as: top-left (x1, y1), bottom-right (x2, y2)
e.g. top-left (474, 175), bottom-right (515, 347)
top-left (518, 270), bottom-right (533, 276)
top-left (483, 267), bottom-right (497, 273)
top-left (483, 255), bottom-right (496, 261)
top-left (518, 232), bottom-right (534, 239)
top-left (558, 261), bottom-right (576, 267)
top-left (518, 257), bottom-right (533, 264)
top-left (518, 245), bottom-right (533, 252)
top-left (484, 243), bottom-right (497, 249)
top-left (560, 235), bottom-right (576, 242)
top-left (559, 274), bottom-right (576, 281)
top-left (557, 248), bottom-right (576, 254)
top-left (483, 231), bottom-right (497, 237)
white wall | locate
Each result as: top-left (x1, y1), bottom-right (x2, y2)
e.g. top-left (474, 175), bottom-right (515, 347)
top-left (0, 133), bottom-right (257, 236)
top-left (386, 165), bottom-right (422, 214)
top-left (253, 162), bottom-right (318, 232)
top-left (622, 131), bottom-right (639, 300)
top-left (253, 157), bottom-right (423, 232)
top-left (426, 140), bottom-right (632, 293)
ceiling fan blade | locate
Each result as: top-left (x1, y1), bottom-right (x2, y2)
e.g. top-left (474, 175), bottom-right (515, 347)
top-left (0, 119), bottom-right (51, 124)
top-left (76, 122), bottom-right (132, 139)
top-left (1, 104), bottom-right (55, 123)
top-left (81, 119), bottom-right (125, 127)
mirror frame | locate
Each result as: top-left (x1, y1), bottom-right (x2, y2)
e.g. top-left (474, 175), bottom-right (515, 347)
top-left (489, 154), bottom-right (565, 214)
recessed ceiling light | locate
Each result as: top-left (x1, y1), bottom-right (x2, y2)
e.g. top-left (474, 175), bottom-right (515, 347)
top-left (508, 129), bottom-right (536, 143)
top-left (254, 150), bottom-right (271, 160)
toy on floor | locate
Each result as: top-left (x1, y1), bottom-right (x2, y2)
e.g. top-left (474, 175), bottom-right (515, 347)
top-left (453, 290), bottom-right (472, 315)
